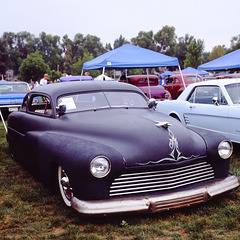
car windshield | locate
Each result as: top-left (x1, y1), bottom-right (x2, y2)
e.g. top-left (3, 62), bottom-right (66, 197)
top-left (225, 83), bottom-right (240, 104)
top-left (186, 76), bottom-right (202, 82)
top-left (0, 83), bottom-right (29, 93)
top-left (58, 91), bottom-right (148, 113)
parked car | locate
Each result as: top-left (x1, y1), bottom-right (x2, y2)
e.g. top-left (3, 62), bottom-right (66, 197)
top-left (203, 76), bottom-right (217, 81)
top-left (0, 81), bottom-right (30, 119)
top-left (138, 85), bottom-right (172, 100)
top-left (222, 73), bottom-right (240, 79)
top-left (124, 75), bottom-right (172, 100)
top-left (163, 74), bottom-right (203, 99)
top-left (126, 75), bottom-right (159, 86)
top-left (7, 81), bottom-right (239, 215)
top-left (156, 78), bottom-right (240, 144)
top-left (59, 76), bottom-right (93, 82)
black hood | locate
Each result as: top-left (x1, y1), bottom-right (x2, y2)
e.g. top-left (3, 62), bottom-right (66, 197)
top-left (56, 108), bottom-right (206, 167)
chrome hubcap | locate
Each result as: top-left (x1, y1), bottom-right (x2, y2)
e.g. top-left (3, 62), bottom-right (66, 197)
top-left (60, 170), bottom-right (72, 201)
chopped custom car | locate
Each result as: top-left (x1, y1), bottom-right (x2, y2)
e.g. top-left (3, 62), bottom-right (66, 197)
top-left (7, 81), bottom-right (239, 215)
top-left (156, 78), bottom-right (240, 144)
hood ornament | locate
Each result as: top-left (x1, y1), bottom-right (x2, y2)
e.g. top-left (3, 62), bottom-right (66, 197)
top-left (155, 121), bottom-right (172, 129)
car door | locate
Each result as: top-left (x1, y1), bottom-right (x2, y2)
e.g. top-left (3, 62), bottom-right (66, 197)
top-left (164, 77), bottom-right (179, 99)
top-left (17, 93), bottom-right (54, 173)
top-left (228, 105), bottom-right (240, 143)
top-left (183, 86), bottom-right (230, 138)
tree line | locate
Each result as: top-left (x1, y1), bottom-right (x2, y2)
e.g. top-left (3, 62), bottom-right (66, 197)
top-left (0, 26), bottom-right (240, 82)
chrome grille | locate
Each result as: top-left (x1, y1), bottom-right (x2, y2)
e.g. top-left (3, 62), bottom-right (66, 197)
top-left (109, 161), bottom-right (214, 197)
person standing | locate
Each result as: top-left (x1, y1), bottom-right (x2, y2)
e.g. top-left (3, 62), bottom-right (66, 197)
top-left (40, 73), bottom-right (49, 86)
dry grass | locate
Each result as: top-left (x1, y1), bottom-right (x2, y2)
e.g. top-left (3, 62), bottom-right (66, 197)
top-left (0, 122), bottom-right (240, 240)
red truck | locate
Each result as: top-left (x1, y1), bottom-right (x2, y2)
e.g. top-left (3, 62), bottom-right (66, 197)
top-left (163, 74), bottom-right (203, 99)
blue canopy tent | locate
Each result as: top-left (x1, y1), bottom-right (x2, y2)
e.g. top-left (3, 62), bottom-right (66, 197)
top-left (176, 67), bottom-right (209, 76)
top-left (198, 49), bottom-right (240, 71)
top-left (83, 44), bottom-right (179, 70)
top-left (159, 71), bottom-right (174, 78)
top-left (82, 44), bottom-right (184, 93)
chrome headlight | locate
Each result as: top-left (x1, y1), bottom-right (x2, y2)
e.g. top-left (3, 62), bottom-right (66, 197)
top-left (218, 140), bottom-right (233, 159)
top-left (90, 156), bottom-right (111, 178)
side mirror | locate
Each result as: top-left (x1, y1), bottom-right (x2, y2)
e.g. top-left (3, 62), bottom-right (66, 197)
top-left (212, 97), bottom-right (219, 106)
top-left (148, 98), bottom-right (157, 109)
top-left (56, 103), bottom-right (66, 116)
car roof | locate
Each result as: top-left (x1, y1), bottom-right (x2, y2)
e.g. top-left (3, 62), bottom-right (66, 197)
top-left (30, 81), bottom-right (144, 98)
top-left (188, 78), bottom-right (240, 87)
top-left (0, 81), bottom-right (28, 85)
top-left (127, 75), bottom-right (158, 78)
top-left (177, 78), bottom-right (240, 101)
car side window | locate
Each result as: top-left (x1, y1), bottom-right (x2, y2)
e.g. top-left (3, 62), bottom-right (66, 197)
top-left (188, 86), bottom-right (227, 105)
top-left (28, 95), bottom-right (53, 116)
top-left (21, 94), bottom-right (30, 112)
top-left (186, 76), bottom-right (202, 82)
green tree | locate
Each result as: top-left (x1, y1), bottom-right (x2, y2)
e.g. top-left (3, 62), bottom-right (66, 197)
top-left (208, 45), bottom-right (225, 61)
top-left (230, 34), bottom-right (240, 51)
top-left (105, 43), bottom-right (113, 51)
top-left (19, 50), bottom-right (50, 82)
top-left (84, 34), bottom-right (106, 58)
top-left (114, 35), bottom-right (129, 49)
top-left (49, 70), bottom-right (62, 82)
top-left (2, 31), bottom-right (38, 74)
top-left (0, 37), bottom-right (8, 75)
top-left (154, 26), bottom-right (177, 55)
top-left (184, 39), bottom-right (204, 68)
top-left (38, 32), bottom-right (63, 70)
top-left (131, 31), bottom-right (156, 51)
top-left (174, 34), bottom-right (194, 68)
top-left (64, 44), bottom-right (73, 74)
top-left (71, 52), bottom-right (100, 77)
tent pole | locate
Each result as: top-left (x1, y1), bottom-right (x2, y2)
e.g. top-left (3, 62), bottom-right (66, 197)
top-left (0, 110), bottom-right (7, 132)
top-left (80, 69), bottom-right (83, 81)
top-left (178, 65), bottom-right (186, 89)
top-left (195, 69), bottom-right (199, 82)
top-left (147, 68), bottom-right (152, 98)
top-left (102, 67), bottom-right (105, 80)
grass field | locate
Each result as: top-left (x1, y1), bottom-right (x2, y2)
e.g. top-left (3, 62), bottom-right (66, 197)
top-left (0, 122), bottom-right (240, 240)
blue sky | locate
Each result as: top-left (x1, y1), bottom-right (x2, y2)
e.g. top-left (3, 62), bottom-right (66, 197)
top-left (1, 0), bottom-right (240, 52)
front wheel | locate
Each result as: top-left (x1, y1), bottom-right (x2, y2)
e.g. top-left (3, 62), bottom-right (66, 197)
top-left (57, 165), bottom-right (72, 207)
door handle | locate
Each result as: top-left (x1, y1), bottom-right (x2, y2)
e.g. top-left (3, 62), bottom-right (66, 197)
top-left (190, 105), bottom-right (196, 109)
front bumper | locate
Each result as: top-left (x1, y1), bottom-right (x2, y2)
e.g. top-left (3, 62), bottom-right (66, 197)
top-left (71, 175), bottom-right (240, 215)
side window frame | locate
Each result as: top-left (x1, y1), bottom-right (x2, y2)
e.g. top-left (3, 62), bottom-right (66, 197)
top-left (27, 94), bottom-right (53, 117)
top-left (187, 86), bottom-right (228, 105)
top-left (20, 93), bottom-right (30, 112)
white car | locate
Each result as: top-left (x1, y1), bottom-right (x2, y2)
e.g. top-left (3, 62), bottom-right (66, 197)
top-left (156, 79), bottom-right (240, 144)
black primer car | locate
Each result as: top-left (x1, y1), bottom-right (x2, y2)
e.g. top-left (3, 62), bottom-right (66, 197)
top-left (7, 81), bottom-right (239, 215)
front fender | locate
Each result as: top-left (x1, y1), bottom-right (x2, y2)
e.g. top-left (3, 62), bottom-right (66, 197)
top-left (187, 126), bottom-right (231, 178)
top-left (38, 132), bottom-right (125, 200)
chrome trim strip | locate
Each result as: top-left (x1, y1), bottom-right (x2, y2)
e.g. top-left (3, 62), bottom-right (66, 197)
top-left (119, 162), bottom-right (209, 177)
top-left (112, 167), bottom-right (213, 184)
top-left (109, 175), bottom-right (215, 196)
top-left (110, 170), bottom-right (214, 189)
